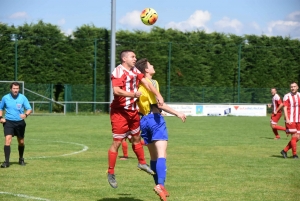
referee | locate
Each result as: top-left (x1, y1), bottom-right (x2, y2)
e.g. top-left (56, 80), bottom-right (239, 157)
top-left (0, 82), bottom-right (32, 168)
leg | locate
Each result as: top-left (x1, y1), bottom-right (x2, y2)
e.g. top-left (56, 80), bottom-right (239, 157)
top-left (17, 137), bottom-right (26, 165)
top-left (131, 134), bottom-right (154, 175)
top-left (108, 140), bottom-right (122, 174)
top-left (155, 140), bottom-right (167, 186)
top-left (270, 123), bottom-right (281, 139)
top-left (271, 113), bottom-right (285, 139)
top-left (147, 142), bottom-right (158, 184)
top-left (107, 140), bottom-right (121, 188)
top-left (153, 140), bottom-right (169, 199)
top-left (120, 139), bottom-right (129, 160)
top-left (1, 135), bottom-right (12, 168)
top-left (290, 134), bottom-right (299, 158)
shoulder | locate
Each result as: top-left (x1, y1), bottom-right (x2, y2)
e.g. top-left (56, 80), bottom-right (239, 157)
top-left (283, 93), bottom-right (291, 101)
top-left (2, 94), bottom-right (10, 100)
top-left (22, 94), bottom-right (28, 99)
top-left (132, 67), bottom-right (141, 74)
top-left (112, 65), bottom-right (125, 78)
top-left (274, 94), bottom-right (281, 99)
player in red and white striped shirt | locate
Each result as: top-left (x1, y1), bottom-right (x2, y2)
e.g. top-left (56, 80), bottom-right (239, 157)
top-left (107, 50), bottom-right (164, 188)
top-left (267, 88), bottom-right (285, 139)
top-left (280, 82), bottom-right (300, 159)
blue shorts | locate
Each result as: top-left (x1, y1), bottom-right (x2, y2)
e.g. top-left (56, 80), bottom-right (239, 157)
top-left (140, 113), bottom-right (168, 145)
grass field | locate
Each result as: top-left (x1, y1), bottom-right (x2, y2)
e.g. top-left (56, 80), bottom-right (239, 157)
top-left (0, 115), bottom-right (299, 201)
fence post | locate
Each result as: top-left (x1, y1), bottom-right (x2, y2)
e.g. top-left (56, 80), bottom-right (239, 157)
top-left (49, 83), bottom-right (53, 113)
top-left (167, 42), bottom-right (172, 102)
top-left (93, 39), bottom-right (97, 112)
top-left (14, 35), bottom-right (18, 81)
top-left (237, 44), bottom-right (242, 103)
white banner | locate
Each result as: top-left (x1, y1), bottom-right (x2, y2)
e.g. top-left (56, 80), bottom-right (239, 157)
top-left (164, 104), bottom-right (266, 116)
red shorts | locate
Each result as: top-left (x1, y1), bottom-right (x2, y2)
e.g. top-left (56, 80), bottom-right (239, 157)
top-left (270, 112), bottom-right (282, 124)
top-left (110, 108), bottom-right (140, 141)
top-left (285, 122), bottom-right (300, 134)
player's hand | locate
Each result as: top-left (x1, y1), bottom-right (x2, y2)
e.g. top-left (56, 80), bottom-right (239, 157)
top-left (0, 118), bottom-right (6, 124)
top-left (274, 111), bottom-right (277, 114)
top-left (286, 119), bottom-right (291, 124)
top-left (176, 112), bottom-right (186, 122)
top-left (156, 95), bottom-right (164, 106)
top-left (134, 91), bottom-right (142, 98)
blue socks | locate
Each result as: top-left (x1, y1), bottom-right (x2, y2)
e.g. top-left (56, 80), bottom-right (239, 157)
top-left (150, 160), bottom-right (158, 184)
top-left (156, 158), bottom-right (166, 186)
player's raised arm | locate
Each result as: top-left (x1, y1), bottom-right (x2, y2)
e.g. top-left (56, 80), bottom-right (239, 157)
top-left (159, 103), bottom-right (186, 122)
top-left (140, 77), bottom-right (164, 106)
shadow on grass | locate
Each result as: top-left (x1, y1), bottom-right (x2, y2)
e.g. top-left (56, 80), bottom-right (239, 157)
top-left (270, 155), bottom-right (296, 159)
top-left (260, 137), bottom-right (276, 140)
top-left (97, 197), bottom-right (143, 201)
top-left (5, 161), bottom-right (28, 166)
top-left (118, 156), bottom-right (135, 160)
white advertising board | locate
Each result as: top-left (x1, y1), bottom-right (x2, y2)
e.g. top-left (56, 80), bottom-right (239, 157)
top-left (164, 104), bottom-right (266, 117)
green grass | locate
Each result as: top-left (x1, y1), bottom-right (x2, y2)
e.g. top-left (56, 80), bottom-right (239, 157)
top-left (0, 115), bottom-right (299, 201)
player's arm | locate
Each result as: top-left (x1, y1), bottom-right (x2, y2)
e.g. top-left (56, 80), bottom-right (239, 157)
top-left (159, 103), bottom-right (186, 122)
top-left (140, 78), bottom-right (164, 106)
top-left (20, 97), bottom-right (32, 119)
top-left (0, 99), bottom-right (6, 123)
top-left (275, 103), bottom-right (283, 114)
top-left (283, 105), bottom-right (290, 124)
top-left (113, 86), bottom-right (141, 98)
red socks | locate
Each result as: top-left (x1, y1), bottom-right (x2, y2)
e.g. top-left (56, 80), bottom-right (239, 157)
top-left (272, 129), bottom-right (280, 138)
top-left (284, 137), bottom-right (298, 156)
top-left (108, 150), bottom-right (118, 174)
top-left (132, 142), bottom-right (146, 164)
top-left (273, 125), bottom-right (285, 131)
top-left (121, 140), bottom-right (128, 157)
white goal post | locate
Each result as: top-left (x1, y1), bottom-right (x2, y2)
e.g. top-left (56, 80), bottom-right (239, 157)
top-left (0, 81), bottom-right (66, 115)
top-left (0, 80), bottom-right (24, 94)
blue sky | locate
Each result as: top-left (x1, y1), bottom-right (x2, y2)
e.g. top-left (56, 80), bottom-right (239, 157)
top-left (1, 0), bottom-right (300, 39)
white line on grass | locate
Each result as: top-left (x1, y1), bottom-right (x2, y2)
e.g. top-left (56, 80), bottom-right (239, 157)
top-left (25, 140), bottom-right (89, 159)
top-left (0, 192), bottom-right (51, 201)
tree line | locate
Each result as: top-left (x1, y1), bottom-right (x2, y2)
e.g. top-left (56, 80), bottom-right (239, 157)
top-left (0, 20), bottom-right (299, 105)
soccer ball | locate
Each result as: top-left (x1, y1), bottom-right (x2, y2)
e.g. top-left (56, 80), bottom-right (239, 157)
top-left (140, 8), bottom-right (158, 25)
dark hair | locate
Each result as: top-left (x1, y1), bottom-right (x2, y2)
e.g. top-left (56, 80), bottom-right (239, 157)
top-left (10, 82), bottom-right (20, 89)
top-left (119, 50), bottom-right (135, 63)
top-left (290, 81), bottom-right (298, 86)
top-left (135, 58), bottom-right (148, 74)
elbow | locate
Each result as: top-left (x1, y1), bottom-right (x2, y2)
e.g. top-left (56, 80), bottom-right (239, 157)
top-left (157, 103), bottom-right (164, 109)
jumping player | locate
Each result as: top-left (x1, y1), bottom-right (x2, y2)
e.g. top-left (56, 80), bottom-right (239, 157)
top-left (107, 50), bottom-right (164, 188)
top-left (135, 58), bottom-right (186, 201)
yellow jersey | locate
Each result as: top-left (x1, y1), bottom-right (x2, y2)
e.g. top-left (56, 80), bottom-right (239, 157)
top-left (137, 78), bottom-right (159, 116)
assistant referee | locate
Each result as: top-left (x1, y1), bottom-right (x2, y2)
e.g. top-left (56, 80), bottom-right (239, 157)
top-left (0, 82), bottom-right (32, 168)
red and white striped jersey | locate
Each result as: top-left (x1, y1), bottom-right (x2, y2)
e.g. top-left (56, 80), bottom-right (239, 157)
top-left (272, 94), bottom-right (282, 113)
top-left (283, 92), bottom-right (300, 122)
top-left (110, 64), bottom-right (144, 110)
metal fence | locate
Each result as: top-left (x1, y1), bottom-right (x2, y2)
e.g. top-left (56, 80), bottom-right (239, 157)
top-left (17, 83), bottom-right (288, 114)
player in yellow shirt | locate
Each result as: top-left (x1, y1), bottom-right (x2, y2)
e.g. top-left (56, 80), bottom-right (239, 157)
top-left (135, 58), bottom-right (186, 201)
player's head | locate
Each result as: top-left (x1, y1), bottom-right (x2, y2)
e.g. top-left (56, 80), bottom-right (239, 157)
top-left (271, 88), bottom-right (277, 95)
top-left (135, 58), bottom-right (155, 76)
top-left (290, 82), bottom-right (298, 94)
top-left (10, 82), bottom-right (20, 97)
top-left (119, 50), bottom-right (136, 68)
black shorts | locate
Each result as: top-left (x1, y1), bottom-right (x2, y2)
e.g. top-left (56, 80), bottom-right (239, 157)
top-left (3, 119), bottom-right (26, 138)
